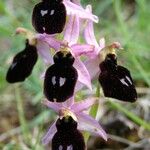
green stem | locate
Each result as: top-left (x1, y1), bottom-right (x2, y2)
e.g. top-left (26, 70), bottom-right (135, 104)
top-left (32, 107), bottom-right (46, 150)
top-left (15, 85), bottom-right (30, 142)
top-left (90, 84), bottom-right (100, 118)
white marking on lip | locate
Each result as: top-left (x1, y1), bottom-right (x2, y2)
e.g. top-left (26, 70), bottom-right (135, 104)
top-left (40, 10), bottom-right (48, 16)
top-left (67, 145), bottom-right (73, 150)
top-left (59, 145), bottom-right (63, 150)
top-left (52, 76), bottom-right (56, 85)
top-left (50, 9), bottom-right (55, 15)
top-left (59, 77), bottom-right (66, 87)
top-left (126, 76), bottom-right (132, 85)
top-left (11, 62), bottom-right (17, 70)
top-left (120, 78), bottom-right (129, 86)
top-left (43, 27), bottom-right (45, 31)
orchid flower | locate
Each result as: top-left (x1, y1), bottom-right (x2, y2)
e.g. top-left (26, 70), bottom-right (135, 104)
top-left (6, 27), bottom-right (58, 83)
top-left (42, 97), bottom-right (107, 145)
top-left (32, 0), bottom-right (98, 35)
top-left (40, 14), bottom-right (95, 90)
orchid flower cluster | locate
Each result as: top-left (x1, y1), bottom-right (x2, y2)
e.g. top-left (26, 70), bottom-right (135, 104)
top-left (6, 0), bottom-right (137, 149)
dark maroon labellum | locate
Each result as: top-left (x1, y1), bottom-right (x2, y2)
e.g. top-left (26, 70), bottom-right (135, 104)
top-left (99, 54), bottom-right (137, 102)
top-left (44, 51), bottom-right (78, 102)
top-left (6, 40), bottom-right (38, 83)
top-left (32, 0), bottom-right (66, 34)
top-left (52, 116), bottom-right (85, 150)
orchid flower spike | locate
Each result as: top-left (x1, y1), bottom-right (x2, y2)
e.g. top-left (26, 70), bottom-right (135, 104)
top-left (42, 97), bottom-right (107, 146)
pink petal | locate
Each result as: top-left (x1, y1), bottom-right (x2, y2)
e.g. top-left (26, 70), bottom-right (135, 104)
top-left (64, 0), bottom-right (99, 23)
top-left (71, 97), bottom-right (98, 112)
top-left (77, 112), bottom-right (107, 141)
top-left (38, 34), bottom-right (62, 51)
top-left (42, 99), bottom-right (62, 113)
top-left (64, 14), bottom-right (79, 45)
top-left (75, 81), bottom-right (85, 92)
top-left (75, 56), bottom-right (100, 92)
top-left (83, 20), bottom-right (99, 51)
top-left (71, 44), bottom-right (95, 57)
top-left (84, 6), bottom-right (99, 52)
top-left (42, 121), bottom-right (57, 145)
top-left (36, 40), bottom-right (53, 65)
top-left (62, 96), bottom-right (75, 108)
top-left (74, 58), bottom-right (92, 90)
top-left (84, 56), bottom-right (100, 80)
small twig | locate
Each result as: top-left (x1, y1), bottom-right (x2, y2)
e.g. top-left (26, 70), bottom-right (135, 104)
top-left (124, 139), bottom-right (150, 150)
top-left (0, 126), bottom-right (21, 142)
top-left (15, 84), bottom-right (30, 142)
top-left (107, 134), bottom-right (136, 146)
